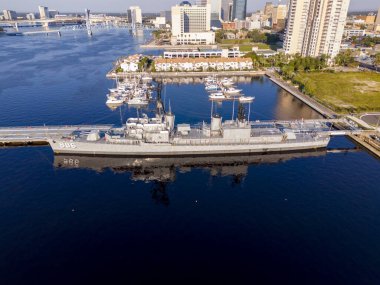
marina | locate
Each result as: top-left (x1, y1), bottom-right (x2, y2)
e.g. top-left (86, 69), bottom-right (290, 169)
top-left (0, 73), bottom-right (373, 156)
top-left (1, 28), bottom-right (380, 285)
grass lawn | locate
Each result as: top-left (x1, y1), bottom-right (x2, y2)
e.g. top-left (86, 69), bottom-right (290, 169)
top-left (220, 39), bottom-right (252, 44)
top-left (219, 42), bottom-right (271, 52)
top-left (239, 45), bottom-right (253, 52)
top-left (252, 43), bottom-right (270, 49)
top-left (293, 72), bottom-right (380, 113)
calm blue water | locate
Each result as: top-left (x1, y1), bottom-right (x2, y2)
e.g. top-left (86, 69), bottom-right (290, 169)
top-left (1, 29), bottom-right (380, 285)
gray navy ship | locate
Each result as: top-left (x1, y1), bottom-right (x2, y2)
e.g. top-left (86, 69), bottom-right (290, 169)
top-left (48, 104), bottom-right (331, 157)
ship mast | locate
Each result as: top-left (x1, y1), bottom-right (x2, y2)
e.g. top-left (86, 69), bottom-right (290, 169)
top-left (237, 103), bottom-right (245, 122)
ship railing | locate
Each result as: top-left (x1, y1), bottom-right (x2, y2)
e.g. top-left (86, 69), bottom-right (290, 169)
top-left (172, 136), bottom-right (326, 146)
top-left (106, 138), bottom-right (141, 145)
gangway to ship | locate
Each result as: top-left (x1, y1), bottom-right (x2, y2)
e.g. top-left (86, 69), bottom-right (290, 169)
top-left (0, 125), bottom-right (113, 146)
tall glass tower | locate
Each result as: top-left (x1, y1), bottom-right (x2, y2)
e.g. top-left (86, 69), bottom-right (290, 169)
top-left (232, 0), bottom-right (247, 20)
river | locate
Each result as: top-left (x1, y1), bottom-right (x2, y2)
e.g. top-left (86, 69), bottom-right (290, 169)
top-left (0, 28), bottom-right (379, 285)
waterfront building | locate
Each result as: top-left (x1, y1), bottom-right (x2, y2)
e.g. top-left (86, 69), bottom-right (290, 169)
top-left (153, 17), bottom-right (166, 28)
top-left (171, 32), bottom-right (216, 45)
top-left (171, 2), bottom-right (215, 45)
top-left (26, 13), bottom-right (35, 20)
top-left (38, 6), bottom-right (49, 19)
top-left (128, 6), bottom-right (142, 26)
top-left (120, 55), bottom-right (141, 72)
top-left (49, 10), bottom-right (59, 18)
top-left (232, 0), bottom-right (247, 21)
top-left (163, 48), bottom-right (243, 59)
top-left (283, 0), bottom-right (350, 59)
top-left (154, 57), bottom-right (253, 71)
top-left (3, 10), bottom-right (17, 20)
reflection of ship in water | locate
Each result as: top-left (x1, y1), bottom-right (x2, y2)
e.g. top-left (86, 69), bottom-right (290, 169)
top-left (54, 151), bottom-right (327, 206)
top-left (54, 150), bottom-right (327, 183)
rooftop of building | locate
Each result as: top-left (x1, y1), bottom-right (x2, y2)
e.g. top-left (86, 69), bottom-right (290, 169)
top-left (155, 57), bottom-right (252, 64)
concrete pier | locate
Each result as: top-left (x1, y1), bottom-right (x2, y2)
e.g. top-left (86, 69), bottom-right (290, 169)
top-left (0, 125), bottom-right (112, 146)
top-left (106, 70), bottom-right (266, 80)
top-left (266, 72), bottom-right (337, 119)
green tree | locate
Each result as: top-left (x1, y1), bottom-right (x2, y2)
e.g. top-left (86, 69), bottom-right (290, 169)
top-left (335, 50), bottom-right (355, 67)
top-left (247, 30), bottom-right (267, 43)
top-left (374, 53), bottom-right (380, 66)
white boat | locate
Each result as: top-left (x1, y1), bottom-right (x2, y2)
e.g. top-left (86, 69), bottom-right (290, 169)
top-left (141, 75), bottom-right (153, 82)
top-left (224, 87), bottom-right (242, 95)
top-left (209, 93), bottom-right (226, 100)
top-left (106, 96), bottom-right (124, 105)
top-left (205, 84), bottom-right (220, 91)
top-left (127, 97), bottom-right (149, 106)
top-left (204, 77), bottom-right (216, 84)
top-left (239, 96), bottom-right (255, 103)
top-left (221, 78), bottom-right (234, 86)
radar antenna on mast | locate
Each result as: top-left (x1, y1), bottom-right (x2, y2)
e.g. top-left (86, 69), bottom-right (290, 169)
top-left (237, 103), bottom-right (246, 122)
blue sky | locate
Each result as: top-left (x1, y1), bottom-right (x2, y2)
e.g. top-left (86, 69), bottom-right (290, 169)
top-left (1, 0), bottom-right (377, 13)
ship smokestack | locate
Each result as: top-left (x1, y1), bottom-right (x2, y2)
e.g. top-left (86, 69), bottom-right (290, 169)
top-left (165, 100), bottom-right (175, 131)
top-left (211, 114), bottom-right (222, 136)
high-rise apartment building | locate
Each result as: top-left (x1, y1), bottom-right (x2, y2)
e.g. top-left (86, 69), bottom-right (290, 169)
top-left (3, 10), bottom-right (17, 20)
top-left (272, 4), bottom-right (287, 25)
top-left (375, 7), bottom-right (380, 27)
top-left (264, 2), bottom-right (274, 18)
top-left (171, 3), bottom-right (214, 45)
top-left (232, 0), bottom-right (247, 21)
top-left (38, 6), bottom-right (49, 19)
top-left (128, 6), bottom-right (142, 26)
top-left (221, 0), bottom-right (233, 21)
top-left (172, 3), bottom-right (211, 35)
top-left (283, 0), bottom-right (350, 59)
top-left (210, 0), bottom-right (222, 21)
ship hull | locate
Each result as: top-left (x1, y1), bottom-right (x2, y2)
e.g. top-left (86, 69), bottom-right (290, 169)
top-left (48, 138), bottom-right (330, 157)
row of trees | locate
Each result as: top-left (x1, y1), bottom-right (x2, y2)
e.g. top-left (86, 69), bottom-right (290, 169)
top-left (215, 29), bottom-right (280, 46)
top-left (246, 30), bottom-right (280, 45)
top-left (244, 52), bottom-right (328, 71)
top-left (138, 57), bottom-right (155, 72)
top-left (351, 36), bottom-right (380, 48)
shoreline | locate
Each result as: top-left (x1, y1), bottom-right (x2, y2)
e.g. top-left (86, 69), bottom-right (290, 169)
top-left (106, 70), bottom-right (266, 79)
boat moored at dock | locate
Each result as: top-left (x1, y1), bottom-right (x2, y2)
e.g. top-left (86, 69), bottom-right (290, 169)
top-left (48, 107), bottom-right (331, 157)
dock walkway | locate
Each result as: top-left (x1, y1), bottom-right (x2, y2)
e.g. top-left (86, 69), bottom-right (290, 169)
top-left (107, 70), bottom-right (266, 80)
top-left (0, 125), bottom-right (113, 146)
